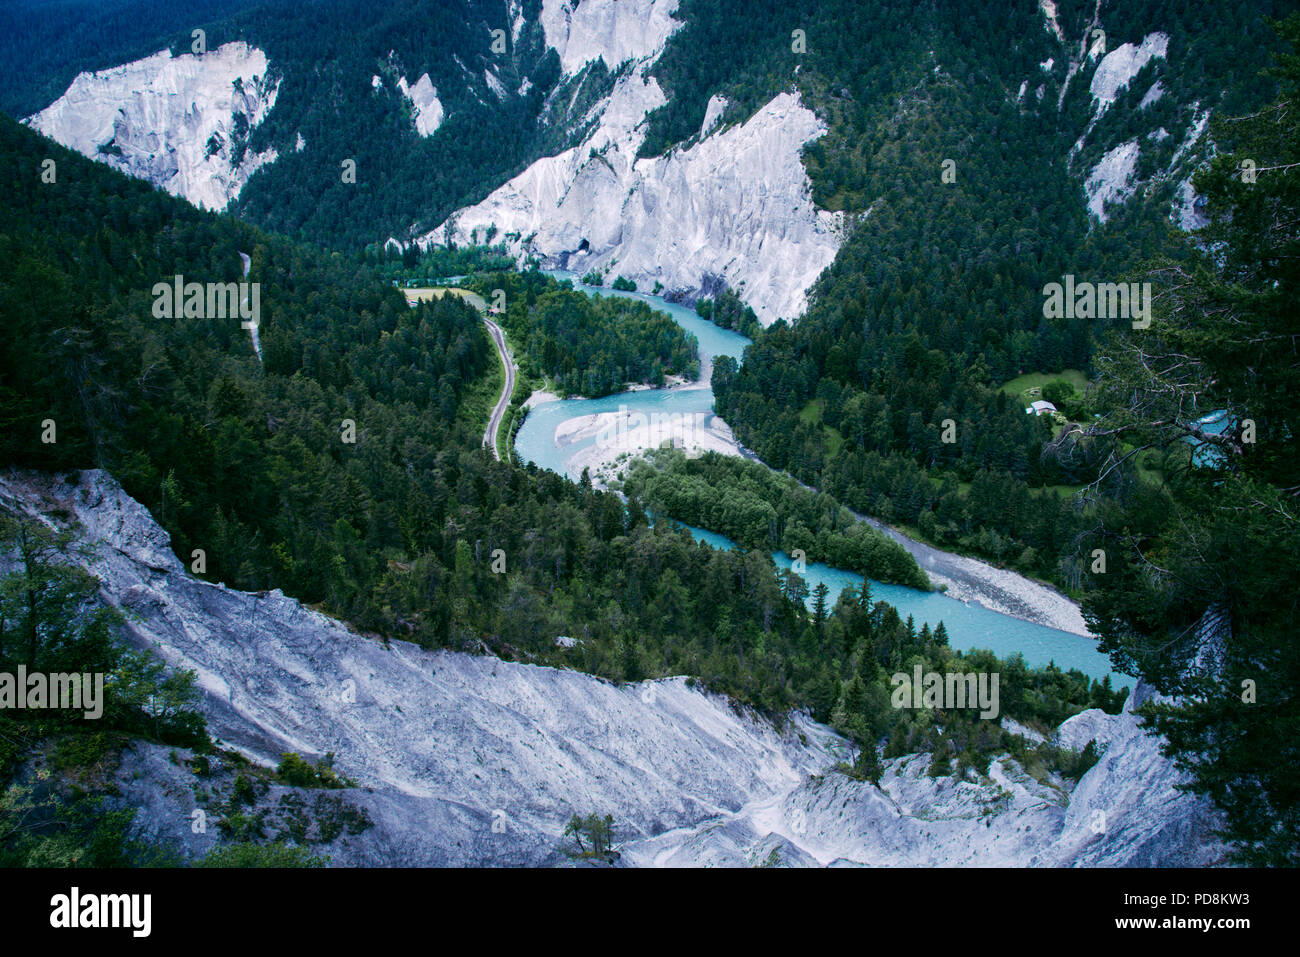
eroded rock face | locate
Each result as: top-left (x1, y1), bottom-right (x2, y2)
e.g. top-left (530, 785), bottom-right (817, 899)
top-left (27, 42), bottom-right (278, 211)
top-left (1090, 33), bottom-right (1170, 109)
top-left (1037, 14), bottom-right (1205, 229)
top-left (539, 0), bottom-right (683, 74)
top-left (398, 74), bottom-right (444, 137)
top-left (0, 469), bottom-right (844, 866)
top-left (1086, 138), bottom-right (1141, 221)
top-left (630, 688), bottom-right (1225, 867)
top-left (425, 0), bottom-right (841, 326)
top-left (0, 469), bottom-right (1224, 866)
top-left (426, 66), bottom-right (842, 326)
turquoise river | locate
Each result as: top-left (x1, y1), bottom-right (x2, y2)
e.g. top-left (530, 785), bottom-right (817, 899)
top-left (514, 271), bottom-right (1133, 686)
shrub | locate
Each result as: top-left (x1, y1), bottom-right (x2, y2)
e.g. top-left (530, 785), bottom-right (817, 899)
top-left (276, 752), bottom-right (352, 789)
top-left (196, 841), bottom-right (326, 868)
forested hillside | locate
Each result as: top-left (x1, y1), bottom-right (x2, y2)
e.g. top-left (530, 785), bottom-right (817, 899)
top-left (3, 0), bottom-right (1294, 868)
top-left (1081, 17), bottom-right (1300, 864)
top-left (685, 0), bottom-right (1292, 591)
top-left (5, 0), bottom-right (619, 250)
top-left (228, 0), bottom-right (588, 247)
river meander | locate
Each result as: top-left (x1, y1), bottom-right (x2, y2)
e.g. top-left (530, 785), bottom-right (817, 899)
top-left (514, 270), bottom-right (1133, 686)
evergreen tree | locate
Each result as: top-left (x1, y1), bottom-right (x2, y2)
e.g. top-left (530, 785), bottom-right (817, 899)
top-left (811, 582), bottom-right (830, 631)
top-left (1084, 15), bottom-right (1300, 865)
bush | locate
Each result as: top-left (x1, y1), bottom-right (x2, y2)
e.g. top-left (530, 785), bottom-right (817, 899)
top-left (276, 752), bottom-right (351, 789)
top-left (231, 773), bottom-right (258, 807)
top-left (196, 841), bottom-right (326, 868)
top-left (560, 813), bottom-right (618, 863)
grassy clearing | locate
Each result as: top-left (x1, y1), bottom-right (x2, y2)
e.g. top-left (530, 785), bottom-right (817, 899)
top-left (1000, 369), bottom-right (1089, 401)
top-left (799, 398), bottom-right (845, 457)
top-left (403, 286), bottom-right (487, 311)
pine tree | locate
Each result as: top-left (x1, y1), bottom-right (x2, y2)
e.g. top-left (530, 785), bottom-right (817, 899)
top-left (853, 742), bottom-right (884, 785)
top-left (857, 579), bottom-right (872, 609)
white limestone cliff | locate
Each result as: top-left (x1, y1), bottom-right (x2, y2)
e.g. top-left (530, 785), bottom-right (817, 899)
top-left (1086, 138), bottom-right (1141, 221)
top-left (398, 73), bottom-right (444, 136)
top-left (539, 0), bottom-right (683, 73)
top-left (424, 1), bottom-right (842, 326)
top-left (27, 42), bottom-right (278, 212)
top-left (1090, 33), bottom-right (1169, 110)
top-left (699, 93), bottom-right (728, 136)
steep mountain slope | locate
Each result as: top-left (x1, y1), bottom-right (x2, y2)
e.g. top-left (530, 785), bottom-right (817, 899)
top-left (19, 0), bottom-right (591, 245)
top-left (708, 0), bottom-right (1289, 585)
top-left (0, 468), bottom-right (1223, 866)
top-left (636, 681), bottom-right (1224, 867)
top-left (421, 0), bottom-right (843, 324)
top-left (20, 0), bottom-right (1277, 320)
top-left (430, 0), bottom-right (1280, 321)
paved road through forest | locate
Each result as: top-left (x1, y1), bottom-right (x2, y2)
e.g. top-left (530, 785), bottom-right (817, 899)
top-left (482, 315), bottom-right (513, 460)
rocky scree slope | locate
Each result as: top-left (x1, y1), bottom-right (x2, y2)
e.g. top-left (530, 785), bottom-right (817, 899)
top-left (0, 469), bottom-right (843, 865)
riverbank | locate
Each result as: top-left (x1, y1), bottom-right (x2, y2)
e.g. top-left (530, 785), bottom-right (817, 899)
top-left (524, 389), bottom-right (559, 409)
top-left (525, 371), bottom-right (694, 409)
top-left (780, 468), bottom-right (1094, 638)
top-left (525, 380), bottom-right (745, 486)
top-left (528, 386), bottom-right (1093, 638)
top-left (857, 514), bottom-right (1092, 637)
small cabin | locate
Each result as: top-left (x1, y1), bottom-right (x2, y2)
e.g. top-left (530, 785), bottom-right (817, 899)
top-left (1027, 400), bottom-right (1058, 416)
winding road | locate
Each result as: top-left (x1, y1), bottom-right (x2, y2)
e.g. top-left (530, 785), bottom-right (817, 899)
top-left (482, 315), bottom-right (514, 461)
